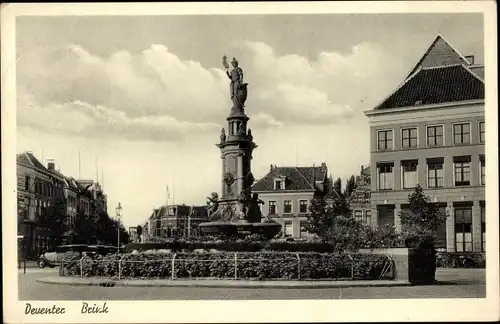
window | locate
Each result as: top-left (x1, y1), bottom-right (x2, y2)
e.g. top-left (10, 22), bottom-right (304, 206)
top-left (283, 200), bottom-right (292, 214)
top-left (378, 163), bottom-right (394, 190)
top-left (454, 156), bottom-right (471, 186)
top-left (299, 200), bottom-right (308, 214)
top-left (427, 158), bottom-right (444, 188)
top-left (25, 176), bottom-right (30, 191)
top-left (299, 222), bottom-right (308, 237)
top-left (481, 204), bottom-right (485, 252)
top-left (455, 206), bottom-right (472, 252)
top-left (480, 156), bottom-right (485, 185)
top-left (453, 123), bottom-right (470, 144)
top-left (354, 210), bottom-right (363, 222)
top-left (479, 121), bottom-right (485, 143)
top-left (401, 160), bottom-right (418, 189)
top-left (284, 222), bottom-right (293, 237)
top-left (377, 130), bottom-right (393, 150)
top-left (274, 179), bottom-right (284, 190)
top-left (427, 125), bottom-right (444, 147)
top-left (269, 201), bottom-right (276, 215)
top-left (365, 210), bottom-right (371, 225)
top-left (402, 128), bottom-right (418, 149)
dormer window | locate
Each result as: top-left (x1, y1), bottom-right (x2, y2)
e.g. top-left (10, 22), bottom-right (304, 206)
top-left (274, 177), bottom-right (285, 190)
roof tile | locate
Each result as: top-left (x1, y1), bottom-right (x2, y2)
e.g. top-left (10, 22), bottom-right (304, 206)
top-left (375, 65), bottom-right (484, 110)
top-left (252, 165), bottom-right (327, 192)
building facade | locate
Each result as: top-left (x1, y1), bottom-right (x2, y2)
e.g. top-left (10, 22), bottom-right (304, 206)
top-left (144, 204), bottom-right (209, 241)
top-left (17, 152), bottom-right (109, 257)
top-left (252, 163), bottom-right (329, 238)
top-left (364, 34), bottom-right (485, 252)
top-left (348, 165), bottom-right (372, 225)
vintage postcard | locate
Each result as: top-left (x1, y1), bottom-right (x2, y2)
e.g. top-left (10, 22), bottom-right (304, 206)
top-left (2, 1), bottom-right (499, 323)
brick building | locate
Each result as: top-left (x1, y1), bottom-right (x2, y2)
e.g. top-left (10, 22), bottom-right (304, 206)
top-left (252, 163), bottom-right (329, 238)
top-left (144, 204), bottom-right (209, 241)
top-left (364, 34), bottom-right (485, 252)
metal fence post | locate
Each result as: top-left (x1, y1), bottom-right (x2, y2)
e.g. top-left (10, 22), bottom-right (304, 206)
top-left (80, 255), bottom-right (86, 278)
top-left (24, 259), bottom-right (26, 274)
top-left (347, 254), bottom-right (354, 280)
top-left (171, 253), bottom-right (177, 280)
top-left (234, 252), bottom-right (238, 280)
top-left (295, 253), bottom-right (301, 280)
top-left (118, 255), bottom-right (126, 280)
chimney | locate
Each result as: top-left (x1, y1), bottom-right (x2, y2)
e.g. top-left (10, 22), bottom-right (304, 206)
top-left (465, 55), bottom-right (475, 65)
top-left (47, 159), bottom-right (55, 170)
top-left (361, 165), bottom-right (363, 173)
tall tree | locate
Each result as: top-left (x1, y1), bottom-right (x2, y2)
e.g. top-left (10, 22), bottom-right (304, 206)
top-left (333, 177), bottom-right (342, 196)
top-left (36, 198), bottom-right (67, 250)
top-left (70, 204), bottom-right (98, 245)
top-left (306, 195), bottom-right (329, 236)
top-left (400, 184), bottom-right (447, 248)
top-left (344, 175), bottom-right (356, 198)
top-left (136, 225), bottom-right (143, 242)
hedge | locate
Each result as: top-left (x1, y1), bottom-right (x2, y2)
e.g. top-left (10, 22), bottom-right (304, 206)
top-left (125, 239), bottom-right (341, 253)
top-left (62, 252), bottom-right (394, 280)
top-left (436, 252), bottom-right (485, 268)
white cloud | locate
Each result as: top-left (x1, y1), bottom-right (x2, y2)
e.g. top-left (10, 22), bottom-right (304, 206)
top-left (17, 40), bottom-right (387, 142)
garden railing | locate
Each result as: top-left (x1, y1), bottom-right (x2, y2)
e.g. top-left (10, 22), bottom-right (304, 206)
top-left (62, 252), bottom-right (395, 281)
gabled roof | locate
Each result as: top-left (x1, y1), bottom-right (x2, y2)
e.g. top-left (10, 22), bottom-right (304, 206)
top-left (406, 34), bottom-right (472, 78)
top-left (16, 152), bottom-right (48, 172)
top-left (375, 64), bottom-right (484, 110)
top-left (252, 164), bottom-right (328, 192)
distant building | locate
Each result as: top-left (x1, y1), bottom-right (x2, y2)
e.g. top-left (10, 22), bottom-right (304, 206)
top-left (144, 204), bottom-right (209, 241)
top-left (128, 227), bottom-right (139, 243)
top-left (252, 163), bottom-right (329, 238)
top-left (349, 165), bottom-right (371, 225)
top-left (364, 34), bottom-right (485, 252)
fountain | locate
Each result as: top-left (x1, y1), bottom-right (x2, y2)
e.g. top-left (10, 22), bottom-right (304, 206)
top-left (198, 56), bottom-right (281, 239)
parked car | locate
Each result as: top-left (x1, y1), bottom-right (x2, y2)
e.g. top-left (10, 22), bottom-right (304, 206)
top-left (37, 244), bottom-right (90, 268)
top-left (88, 245), bottom-right (118, 256)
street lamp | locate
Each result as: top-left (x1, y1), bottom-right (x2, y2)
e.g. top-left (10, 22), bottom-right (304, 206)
top-left (115, 202), bottom-right (122, 253)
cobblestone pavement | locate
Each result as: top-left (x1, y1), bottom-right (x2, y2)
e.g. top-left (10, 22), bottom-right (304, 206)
top-left (18, 268), bottom-right (485, 300)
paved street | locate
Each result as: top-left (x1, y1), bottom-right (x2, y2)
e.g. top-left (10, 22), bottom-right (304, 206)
top-left (19, 268), bottom-right (485, 300)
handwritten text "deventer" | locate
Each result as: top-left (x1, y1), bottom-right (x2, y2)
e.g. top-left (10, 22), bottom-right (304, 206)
top-left (25, 302), bottom-right (109, 315)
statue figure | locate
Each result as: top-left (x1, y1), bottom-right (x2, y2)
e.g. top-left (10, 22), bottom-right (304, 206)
top-left (247, 129), bottom-right (253, 141)
top-left (246, 193), bottom-right (265, 223)
top-left (206, 192), bottom-right (219, 217)
top-left (222, 55), bottom-right (248, 110)
top-left (220, 128), bottom-right (226, 143)
top-left (246, 171), bottom-right (255, 187)
top-left (237, 123), bottom-right (245, 136)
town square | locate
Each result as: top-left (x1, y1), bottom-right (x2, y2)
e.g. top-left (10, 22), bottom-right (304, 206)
top-left (2, 3), bottom-right (498, 323)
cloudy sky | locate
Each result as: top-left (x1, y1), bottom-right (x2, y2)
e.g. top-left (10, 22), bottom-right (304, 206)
top-left (16, 13), bottom-right (484, 228)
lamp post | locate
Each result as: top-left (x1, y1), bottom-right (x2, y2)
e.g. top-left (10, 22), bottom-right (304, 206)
top-left (115, 202), bottom-right (122, 253)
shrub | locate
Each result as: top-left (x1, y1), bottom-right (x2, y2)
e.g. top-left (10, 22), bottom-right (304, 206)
top-left (63, 251), bottom-right (394, 281)
top-left (436, 252), bottom-right (485, 268)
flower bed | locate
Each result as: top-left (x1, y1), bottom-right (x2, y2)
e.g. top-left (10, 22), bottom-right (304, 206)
top-left (436, 252), bottom-right (486, 268)
top-left (62, 252), bottom-right (394, 281)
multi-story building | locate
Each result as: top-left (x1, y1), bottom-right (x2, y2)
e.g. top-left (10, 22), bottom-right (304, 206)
top-left (17, 151), bottom-right (110, 256)
top-left (252, 163), bottom-right (329, 238)
top-left (348, 165), bottom-right (372, 225)
top-left (17, 152), bottom-right (65, 258)
top-left (144, 204), bottom-right (209, 241)
top-left (364, 34), bottom-right (485, 252)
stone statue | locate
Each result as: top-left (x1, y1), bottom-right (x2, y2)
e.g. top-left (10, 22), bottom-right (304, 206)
top-left (246, 171), bottom-right (255, 187)
top-left (237, 123), bottom-right (245, 136)
top-left (206, 192), bottom-right (219, 216)
top-left (246, 193), bottom-right (265, 223)
top-left (220, 128), bottom-right (226, 143)
top-left (222, 55), bottom-right (248, 110)
top-left (247, 129), bottom-right (253, 141)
